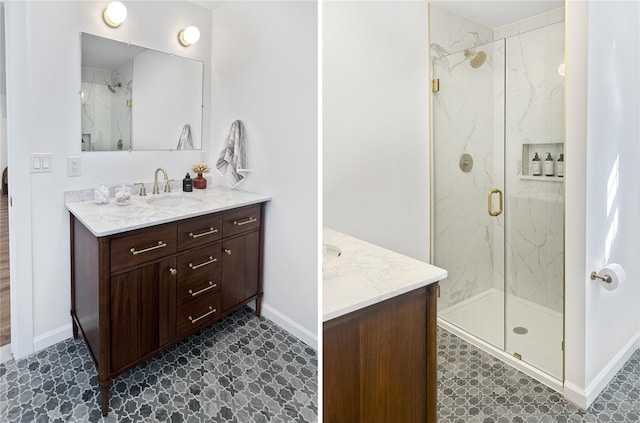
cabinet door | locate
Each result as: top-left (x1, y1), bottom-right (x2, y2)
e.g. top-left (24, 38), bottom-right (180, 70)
top-left (110, 258), bottom-right (176, 372)
top-left (221, 231), bottom-right (260, 311)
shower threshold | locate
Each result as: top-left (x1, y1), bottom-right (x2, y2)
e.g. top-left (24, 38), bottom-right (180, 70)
top-left (439, 288), bottom-right (563, 389)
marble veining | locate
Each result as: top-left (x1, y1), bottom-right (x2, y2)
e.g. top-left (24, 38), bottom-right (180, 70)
top-left (323, 228), bottom-right (446, 322)
top-left (65, 185), bottom-right (270, 237)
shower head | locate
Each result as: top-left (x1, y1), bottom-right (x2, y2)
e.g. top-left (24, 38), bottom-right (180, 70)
top-left (106, 82), bottom-right (121, 93)
top-left (464, 49), bottom-right (487, 69)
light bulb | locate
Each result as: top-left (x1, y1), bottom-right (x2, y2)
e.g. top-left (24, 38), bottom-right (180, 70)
top-left (103, 1), bottom-right (127, 28)
top-left (178, 26), bottom-right (200, 47)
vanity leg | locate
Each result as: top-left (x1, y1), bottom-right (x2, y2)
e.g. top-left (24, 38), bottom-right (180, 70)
top-left (255, 295), bottom-right (263, 317)
top-left (99, 378), bottom-right (111, 416)
top-left (71, 315), bottom-right (79, 340)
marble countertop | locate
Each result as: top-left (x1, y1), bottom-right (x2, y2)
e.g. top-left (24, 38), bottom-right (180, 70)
top-left (65, 185), bottom-right (271, 237)
top-left (323, 228), bottom-right (447, 322)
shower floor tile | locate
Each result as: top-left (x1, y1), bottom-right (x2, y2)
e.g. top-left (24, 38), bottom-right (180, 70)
top-left (440, 288), bottom-right (563, 379)
top-left (0, 307), bottom-right (318, 422)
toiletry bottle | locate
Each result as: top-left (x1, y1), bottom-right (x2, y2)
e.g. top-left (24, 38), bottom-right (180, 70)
top-left (183, 173), bottom-right (193, 192)
top-left (544, 153), bottom-right (554, 176)
top-left (557, 153), bottom-right (564, 178)
top-left (532, 153), bottom-right (542, 176)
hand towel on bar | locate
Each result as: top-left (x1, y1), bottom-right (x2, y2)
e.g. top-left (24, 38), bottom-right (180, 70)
top-left (216, 120), bottom-right (249, 188)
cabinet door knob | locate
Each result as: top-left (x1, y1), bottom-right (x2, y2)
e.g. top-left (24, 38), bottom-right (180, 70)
top-left (224, 249), bottom-right (232, 255)
top-left (169, 267), bottom-right (177, 275)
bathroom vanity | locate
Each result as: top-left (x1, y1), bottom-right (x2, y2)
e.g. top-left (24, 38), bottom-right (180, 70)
top-left (323, 228), bottom-right (447, 422)
top-left (66, 186), bottom-right (270, 416)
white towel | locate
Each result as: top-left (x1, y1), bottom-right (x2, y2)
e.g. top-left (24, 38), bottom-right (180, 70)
top-left (216, 120), bottom-right (249, 187)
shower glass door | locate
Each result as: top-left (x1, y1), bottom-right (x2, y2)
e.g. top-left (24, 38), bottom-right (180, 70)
top-left (432, 39), bottom-right (506, 350)
top-left (503, 22), bottom-right (565, 380)
top-left (433, 22), bottom-right (565, 382)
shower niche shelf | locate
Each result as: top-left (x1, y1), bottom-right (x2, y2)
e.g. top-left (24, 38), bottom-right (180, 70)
top-left (520, 142), bottom-right (564, 181)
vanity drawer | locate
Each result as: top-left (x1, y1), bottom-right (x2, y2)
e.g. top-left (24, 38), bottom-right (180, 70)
top-left (177, 214), bottom-right (223, 250)
top-left (177, 243), bottom-right (221, 279)
top-left (110, 223), bottom-right (177, 273)
top-left (222, 205), bottom-right (261, 237)
top-left (178, 276), bottom-right (221, 304)
top-left (177, 293), bottom-right (221, 333)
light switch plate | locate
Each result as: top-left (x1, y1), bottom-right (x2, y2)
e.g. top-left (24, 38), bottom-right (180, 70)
top-left (31, 153), bottom-right (53, 173)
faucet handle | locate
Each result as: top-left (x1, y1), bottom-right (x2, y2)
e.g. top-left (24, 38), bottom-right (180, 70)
top-left (164, 179), bottom-right (174, 193)
top-left (135, 183), bottom-right (147, 196)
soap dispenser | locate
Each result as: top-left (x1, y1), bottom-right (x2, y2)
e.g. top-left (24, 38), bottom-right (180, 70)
top-left (557, 153), bottom-right (564, 178)
top-left (544, 152), bottom-right (555, 176)
top-left (531, 153), bottom-right (542, 176)
top-left (183, 173), bottom-right (193, 192)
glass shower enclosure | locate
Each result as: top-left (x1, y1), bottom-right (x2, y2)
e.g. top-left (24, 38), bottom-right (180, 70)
top-left (432, 22), bottom-right (565, 380)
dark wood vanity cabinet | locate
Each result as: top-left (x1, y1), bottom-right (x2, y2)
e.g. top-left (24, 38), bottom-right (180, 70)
top-left (323, 283), bottom-right (439, 423)
top-left (109, 257), bottom-right (177, 373)
top-left (70, 203), bottom-right (265, 416)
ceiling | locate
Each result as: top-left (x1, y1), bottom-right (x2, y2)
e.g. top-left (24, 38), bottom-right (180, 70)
top-left (188, 1), bottom-right (226, 11)
top-left (430, 0), bottom-right (565, 28)
top-left (190, 1), bottom-right (564, 29)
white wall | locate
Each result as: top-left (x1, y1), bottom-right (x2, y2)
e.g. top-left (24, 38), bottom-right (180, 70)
top-left (5, 0), bottom-right (214, 358)
top-left (323, 1), bottom-right (430, 262)
top-left (564, 0), bottom-right (640, 408)
top-left (210, 1), bottom-right (318, 347)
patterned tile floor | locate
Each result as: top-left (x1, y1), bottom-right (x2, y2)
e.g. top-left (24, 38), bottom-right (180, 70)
top-left (438, 328), bottom-right (640, 422)
top-left (0, 308), bottom-right (317, 422)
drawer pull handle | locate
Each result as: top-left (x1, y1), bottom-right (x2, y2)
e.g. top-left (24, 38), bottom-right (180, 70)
top-left (189, 306), bottom-right (216, 324)
top-left (224, 249), bottom-right (232, 256)
top-left (233, 217), bottom-right (257, 227)
top-left (189, 281), bottom-right (217, 297)
top-left (189, 256), bottom-right (217, 270)
top-left (169, 267), bottom-right (177, 276)
top-left (130, 241), bottom-right (166, 256)
top-left (189, 227), bottom-right (218, 239)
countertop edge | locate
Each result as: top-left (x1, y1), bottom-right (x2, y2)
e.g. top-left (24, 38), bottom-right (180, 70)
top-left (322, 273), bottom-right (445, 322)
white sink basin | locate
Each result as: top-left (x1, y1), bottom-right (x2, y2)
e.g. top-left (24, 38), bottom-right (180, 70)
top-left (146, 195), bottom-right (203, 207)
top-left (323, 244), bottom-right (342, 263)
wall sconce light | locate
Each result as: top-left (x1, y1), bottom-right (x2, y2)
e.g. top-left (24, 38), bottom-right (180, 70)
top-left (557, 63), bottom-right (566, 77)
top-left (103, 2), bottom-right (127, 28)
top-left (178, 26), bottom-right (200, 47)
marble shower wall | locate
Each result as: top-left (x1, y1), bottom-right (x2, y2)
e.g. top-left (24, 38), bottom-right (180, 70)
top-left (501, 18), bottom-right (565, 313)
top-left (432, 6), bottom-right (565, 312)
top-left (81, 64), bottom-right (132, 151)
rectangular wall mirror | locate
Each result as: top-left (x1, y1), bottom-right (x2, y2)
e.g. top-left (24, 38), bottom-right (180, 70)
top-left (80, 33), bottom-right (204, 151)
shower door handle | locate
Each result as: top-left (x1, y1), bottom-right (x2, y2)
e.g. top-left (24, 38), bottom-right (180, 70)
top-left (488, 189), bottom-right (503, 217)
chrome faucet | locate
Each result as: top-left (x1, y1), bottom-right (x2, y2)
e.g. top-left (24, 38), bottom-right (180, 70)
top-left (153, 168), bottom-right (171, 194)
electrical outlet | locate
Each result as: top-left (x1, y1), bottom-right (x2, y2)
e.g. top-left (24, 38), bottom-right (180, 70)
top-left (67, 157), bottom-right (81, 177)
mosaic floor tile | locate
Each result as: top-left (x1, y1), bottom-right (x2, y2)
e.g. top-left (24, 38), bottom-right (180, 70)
top-left (438, 328), bottom-right (640, 422)
top-left (0, 308), bottom-right (317, 422)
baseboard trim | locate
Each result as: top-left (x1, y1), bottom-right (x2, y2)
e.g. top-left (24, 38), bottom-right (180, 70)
top-left (33, 323), bottom-right (73, 353)
top-left (255, 302), bottom-right (318, 350)
top-left (565, 332), bottom-right (640, 409)
top-left (563, 381), bottom-right (588, 409)
top-left (0, 343), bottom-right (12, 363)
